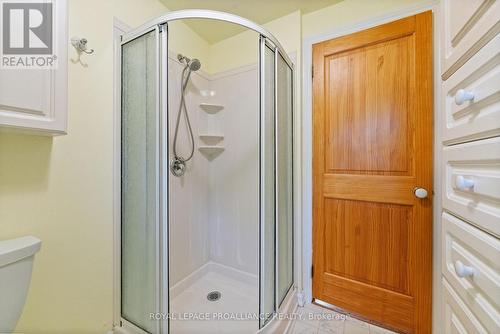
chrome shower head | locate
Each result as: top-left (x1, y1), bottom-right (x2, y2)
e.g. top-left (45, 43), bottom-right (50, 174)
top-left (177, 54), bottom-right (201, 72)
top-left (188, 58), bottom-right (201, 72)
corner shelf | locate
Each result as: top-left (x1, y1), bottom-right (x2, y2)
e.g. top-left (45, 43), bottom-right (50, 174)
top-left (198, 146), bottom-right (225, 159)
top-left (199, 134), bottom-right (224, 144)
top-left (199, 103), bottom-right (224, 114)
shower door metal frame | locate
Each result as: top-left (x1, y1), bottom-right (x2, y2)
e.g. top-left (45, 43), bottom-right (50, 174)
top-left (260, 35), bottom-right (295, 320)
top-left (159, 23), bottom-right (170, 334)
top-left (118, 10), bottom-right (295, 334)
top-left (259, 36), bottom-right (276, 327)
top-left (119, 24), bottom-right (166, 334)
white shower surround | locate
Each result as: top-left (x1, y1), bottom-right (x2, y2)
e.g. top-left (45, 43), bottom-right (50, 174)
top-left (169, 56), bottom-right (260, 285)
top-left (166, 56), bottom-right (263, 334)
top-left (208, 64), bottom-right (259, 275)
top-left (168, 56), bottom-right (211, 286)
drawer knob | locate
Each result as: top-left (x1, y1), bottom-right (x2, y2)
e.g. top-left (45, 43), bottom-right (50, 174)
top-left (414, 187), bottom-right (428, 199)
top-left (456, 175), bottom-right (474, 190)
top-left (455, 89), bottom-right (475, 105)
top-left (455, 260), bottom-right (475, 278)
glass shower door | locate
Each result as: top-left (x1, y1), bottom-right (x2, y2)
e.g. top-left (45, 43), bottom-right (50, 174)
top-left (121, 29), bottom-right (160, 334)
top-left (259, 36), bottom-right (294, 327)
top-left (276, 52), bottom-right (294, 307)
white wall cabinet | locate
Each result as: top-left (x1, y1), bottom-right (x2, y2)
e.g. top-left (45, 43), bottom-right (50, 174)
top-left (0, 0), bottom-right (67, 135)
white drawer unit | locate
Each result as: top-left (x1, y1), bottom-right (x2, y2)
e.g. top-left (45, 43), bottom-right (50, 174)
top-left (442, 212), bottom-right (500, 333)
top-left (443, 137), bottom-right (500, 237)
top-left (442, 34), bottom-right (500, 144)
top-left (442, 278), bottom-right (489, 334)
top-left (441, 0), bottom-right (500, 80)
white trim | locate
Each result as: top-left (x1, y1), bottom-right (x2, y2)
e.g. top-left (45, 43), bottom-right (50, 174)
top-left (303, 0), bottom-right (437, 46)
top-left (300, 2), bottom-right (442, 333)
top-left (114, 17), bottom-right (132, 37)
top-left (113, 17), bottom-right (131, 330)
top-left (274, 41), bottom-right (280, 314)
top-left (290, 48), bottom-right (302, 301)
top-left (432, 5), bottom-right (443, 334)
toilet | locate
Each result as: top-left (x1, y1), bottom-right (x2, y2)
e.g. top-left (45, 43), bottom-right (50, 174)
top-left (0, 236), bottom-right (41, 333)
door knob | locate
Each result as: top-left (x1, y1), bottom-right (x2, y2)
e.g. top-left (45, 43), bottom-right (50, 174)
top-left (456, 175), bottom-right (474, 190)
top-left (455, 89), bottom-right (475, 105)
top-left (454, 260), bottom-right (475, 278)
top-left (414, 187), bottom-right (428, 199)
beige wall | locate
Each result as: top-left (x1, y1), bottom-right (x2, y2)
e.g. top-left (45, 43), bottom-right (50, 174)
top-left (208, 10), bottom-right (301, 74)
top-left (207, 0), bottom-right (429, 74)
top-left (302, 0), bottom-right (428, 38)
top-left (0, 0), bottom-right (207, 333)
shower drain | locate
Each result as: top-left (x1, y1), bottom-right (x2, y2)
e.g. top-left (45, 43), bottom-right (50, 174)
top-left (207, 291), bottom-right (221, 302)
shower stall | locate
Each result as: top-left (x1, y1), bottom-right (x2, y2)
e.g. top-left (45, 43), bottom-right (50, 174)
top-left (119, 10), bottom-right (294, 334)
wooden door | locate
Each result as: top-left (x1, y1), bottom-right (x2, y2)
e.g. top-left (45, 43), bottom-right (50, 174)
top-left (312, 12), bottom-right (433, 333)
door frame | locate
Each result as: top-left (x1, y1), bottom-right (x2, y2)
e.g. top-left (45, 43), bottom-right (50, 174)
top-left (300, 1), bottom-right (442, 332)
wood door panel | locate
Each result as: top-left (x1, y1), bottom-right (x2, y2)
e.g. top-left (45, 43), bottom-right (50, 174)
top-left (319, 16), bottom-right (416, 56)
top-left (324, 198), bottom-right (412, 294)
top-left (313, 12), bottom-right (433, 334)
top-left (322, 273), bottom-right (414, 332)
top-left (323, 174), bottom-right (416, 205)
top-left (325, 36), bottom-right (413, 175)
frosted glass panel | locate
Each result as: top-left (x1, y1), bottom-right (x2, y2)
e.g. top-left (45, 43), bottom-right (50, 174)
top-left (277, 54), bottom-right (293, 307)
top-left (121, 30), bottom-right (158, 333)
top-left (260, 40), bottom-right (275, 327)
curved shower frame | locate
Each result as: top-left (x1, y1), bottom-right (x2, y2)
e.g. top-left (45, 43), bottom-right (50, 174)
top-left (119, 10), bottom-right (296, 334)
top-left (121, 10), bottom-right (294, 66)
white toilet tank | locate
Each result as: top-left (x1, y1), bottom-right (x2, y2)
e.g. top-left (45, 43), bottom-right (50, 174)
top-left (0, 236), bottom-right (41, 333)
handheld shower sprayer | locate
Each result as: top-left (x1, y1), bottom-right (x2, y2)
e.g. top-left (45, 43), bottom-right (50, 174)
top-left (171, 54), bottom-right (202, 177)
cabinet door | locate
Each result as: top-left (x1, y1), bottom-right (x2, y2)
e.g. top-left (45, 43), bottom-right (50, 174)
top-left (442, 213), bottom-right (500, 333)
top-left (0, 0), bottom-right (67, 135)
top-left (441, 0), bottom-right (500, 80)
top-left (442, 278), bottom-right (489, 334)
top-left (442, 34), bottom-right (500, 144)
top-left (443, 137), bottom-right (500, 238)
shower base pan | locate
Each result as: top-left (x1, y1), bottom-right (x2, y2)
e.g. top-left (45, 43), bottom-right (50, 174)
top-left (170, 262), bottom-right (258, 334)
